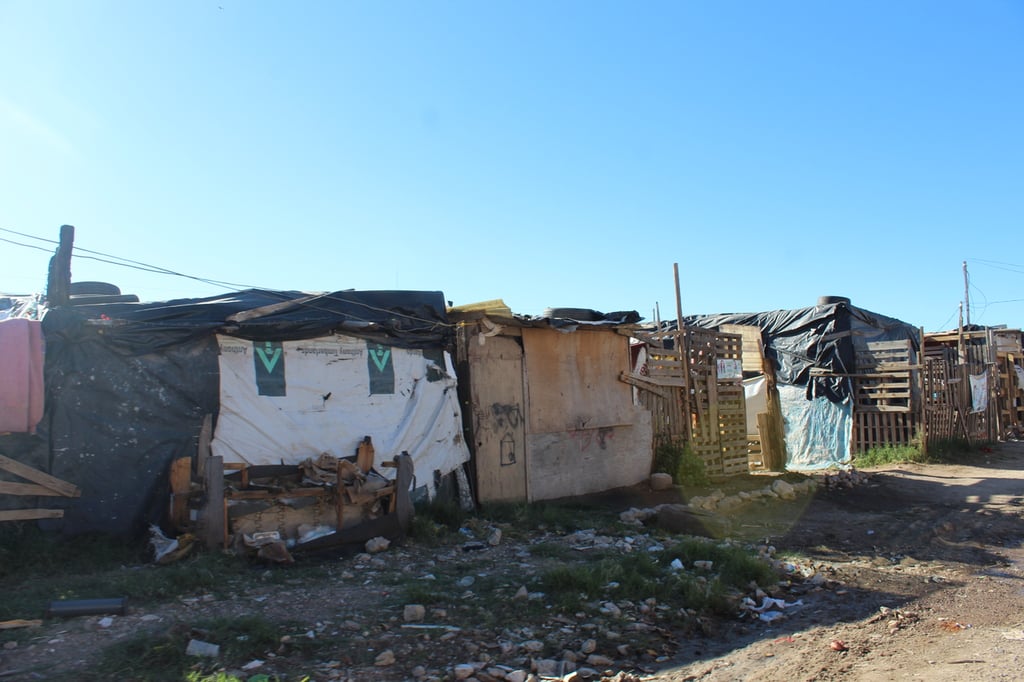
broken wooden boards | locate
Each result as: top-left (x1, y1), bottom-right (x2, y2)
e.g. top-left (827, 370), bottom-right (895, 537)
top-left (184, 430), bottom-right (414, 554)
top-left (0, 453), bottom-right (81, 522)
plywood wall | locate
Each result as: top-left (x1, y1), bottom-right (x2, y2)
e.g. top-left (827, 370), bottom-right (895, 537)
top-left (466, 333), bottom-right (528, 503)
top-left (521, 327), bottom-right (652, 501)
top-left (521, 328), bottom-right (634, 433)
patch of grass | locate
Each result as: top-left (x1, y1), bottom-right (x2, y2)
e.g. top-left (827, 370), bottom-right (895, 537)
top-left (527, 542), bottom-right (574, 560)
top-left (479, 502), bottom-right (615, 533)
top-left (854, 444), bottom-right (925, 467)
top-left (0, 524), bottom-right (264, 622)
top-left (72, 615), bottom-right (307, 681)
top-left (401, 582), bottom-right (447, 606)
top-left (854, 438), bottom-right (998, 468)
top-left (653, 440), bottom-right (709, 486)
top-left (927, 438), bottom-right (991, 463)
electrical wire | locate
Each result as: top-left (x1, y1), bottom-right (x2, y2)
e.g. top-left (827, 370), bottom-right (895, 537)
top-left (0, 236), bottom-right (54, 254)
top-left (1, 226), bottom-right (456, 328)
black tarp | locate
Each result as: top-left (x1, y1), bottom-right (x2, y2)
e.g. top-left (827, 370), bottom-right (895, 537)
top-left (32, 289), bottom-right (453, 537)
top-left (50, 289), bottom-right (452, 353)
top-left (683, 301), bottom-right (919, 402)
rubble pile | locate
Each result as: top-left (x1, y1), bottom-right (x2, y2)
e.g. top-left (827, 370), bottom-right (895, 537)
top-left (822, 468), bottom-right (872, 491)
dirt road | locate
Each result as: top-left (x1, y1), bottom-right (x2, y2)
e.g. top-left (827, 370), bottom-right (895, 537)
top-left (2, 444), bottom-right (1022, 681)
top-left (655, 443), bottom-right (1024, 681)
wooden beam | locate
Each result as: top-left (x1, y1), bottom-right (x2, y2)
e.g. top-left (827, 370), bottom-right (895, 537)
top-left (0, 482), bottom-right (64, 497)
top-left (169, 456), bottom-right (192, 530)
top-left (226, 294), bottom-right (321, 323)
top-left (201, 456), bottom-right (225, 549)
top-left (0, 509), bottom-right (64, 522)
top-left (196, 413), bottom-right (213, 480)
top-left (0, 454), bottom-right (80, 498)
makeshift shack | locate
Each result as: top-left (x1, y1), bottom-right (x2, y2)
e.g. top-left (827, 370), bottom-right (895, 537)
top-left (2, 289), bottom-right (471, 540)
top-left (450, 302), bottom-right (653, 503)
top-left (923, 326), bottom-right (1023, 443)
top-left (682, 297), bottom-right (921, 469)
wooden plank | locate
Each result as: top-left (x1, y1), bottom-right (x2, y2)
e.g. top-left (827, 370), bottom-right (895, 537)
top-left (0, 482), bottom-right (64, 497)
top-left (619, 372), bottom-right (674, 400)
top-left (169, 456), bottom-right (191, 529)
top-left (196, 413), bottom-right (213, 480)
top-left (0, 509), bottom-right (64, 522)
top-left (356, 436), bottom-right (375, 473)
top-left (201, 455), bottom-right (225, 549)
top-left (0, 454), bottom-right (80, 498)
top-left (225, 294), bottom-right (320, 323)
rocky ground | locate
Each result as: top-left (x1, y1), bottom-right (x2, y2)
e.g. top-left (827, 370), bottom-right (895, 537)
top-left (1, 443), bottom-right (1022, 681)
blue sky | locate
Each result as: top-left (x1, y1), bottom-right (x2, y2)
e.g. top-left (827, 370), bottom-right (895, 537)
top-left (2, 1), bottom-right (1022, 331)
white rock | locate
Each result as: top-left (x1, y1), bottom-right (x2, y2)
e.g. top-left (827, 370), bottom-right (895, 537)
top-left (534, 659), bottom-right (559, 676)
top-left (185, 639), bottom-right (219, 657)
top-left (650, 472), bottom-right (674, 491)
top-left (488, 528), bottom-right (503, 546)
top-left (522, 639), bottom-right (544, 653)
top-left (365, 536), bottom-right (391, 553)
top-left (586, 653), bottom-right (614, 666)
top-left (772, 479), bottom-right (797, 500)
top-left (97, 617), bottom-right (114, 628)
top-left (505, 671), bottom-right (528, 682)
top-left (513, 585), bottom-right (529, 600)
top-left (453, 663), bottom-right (475, 679)
top-left (374, 649), bottom-right (396, 666)
top-left (404, 604), bottom-right (426, 622)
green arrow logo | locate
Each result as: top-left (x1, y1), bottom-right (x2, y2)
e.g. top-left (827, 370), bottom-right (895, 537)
top-left (369, 346), bottom-right (391, 372)
top-left (255, 342), bottom-right (282, 373)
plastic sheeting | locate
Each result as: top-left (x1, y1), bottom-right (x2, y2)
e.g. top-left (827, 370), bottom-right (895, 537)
top-left (52, 288), bottom-right (452, 353)
top-left (779, 383), bottom-right (852, 470)
top-left (31, 288), bottom-right (458, 537)
top-left (41, 330), bottom-right (219, 536)
top-left (970, 373), bottom-right (989, 414)
top-left (212, 334), bottom-right (470, 494)
top-left (743, 376), bottom-right (767, 435)
top-left (684, 301), bottom-right (918, 403)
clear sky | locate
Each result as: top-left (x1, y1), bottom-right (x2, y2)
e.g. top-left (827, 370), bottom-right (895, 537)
top-left (2, 1), bottom-right (1022, 331)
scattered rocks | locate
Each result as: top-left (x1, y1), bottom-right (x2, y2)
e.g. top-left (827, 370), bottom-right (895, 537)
top-left (823, 467), bottom-right (871, 490)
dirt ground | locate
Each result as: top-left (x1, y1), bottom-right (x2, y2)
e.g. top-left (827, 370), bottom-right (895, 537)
top-left (2, 443), bottom-right (1022, 681)
top-left (656, 442), bottom-right (1024, 682)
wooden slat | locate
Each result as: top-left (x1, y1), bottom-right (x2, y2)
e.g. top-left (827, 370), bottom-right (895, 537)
top-left (0, 509), bottom-right (64, 521)
top-left (0, 482), bottom-right (65, 497)
top-left (0, 454), bottom-right (80, 498)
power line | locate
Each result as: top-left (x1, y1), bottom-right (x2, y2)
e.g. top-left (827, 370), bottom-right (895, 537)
top-left (0, 236), bottom-right (54, 254)
top-left (1, 226), bottom-right (455, 328)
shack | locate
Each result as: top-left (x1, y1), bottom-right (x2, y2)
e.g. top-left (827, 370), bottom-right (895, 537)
top-left (450, 302), bottom-right (654, 503)
top-left (1, 289), bottom-right (471, 539)
top-left (682, 297), bottom-right (921, 470)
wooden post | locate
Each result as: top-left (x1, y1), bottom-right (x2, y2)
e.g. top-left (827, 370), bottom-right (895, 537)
top-left (168, 457), bottom-right (192, 530)
top-left (673, 263), bottom-right (693, 443)
top-left (196, 414), bottom-right (213, 480)
top-left (46, 224), bottom-right (74, 307)
top-left (201, 456), bottom-right (225, 549)
top-left (918, 327), bottom-right (928, 457)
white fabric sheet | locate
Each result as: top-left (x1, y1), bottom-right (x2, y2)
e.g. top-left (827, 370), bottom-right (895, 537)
top-left (211, 334), bottom-right (470, 496)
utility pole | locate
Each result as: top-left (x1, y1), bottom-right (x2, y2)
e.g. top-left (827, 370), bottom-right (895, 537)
top-left (963, 260), bottom-right (971, 327)
top-left (46, 224), bottom-right (74, 307)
